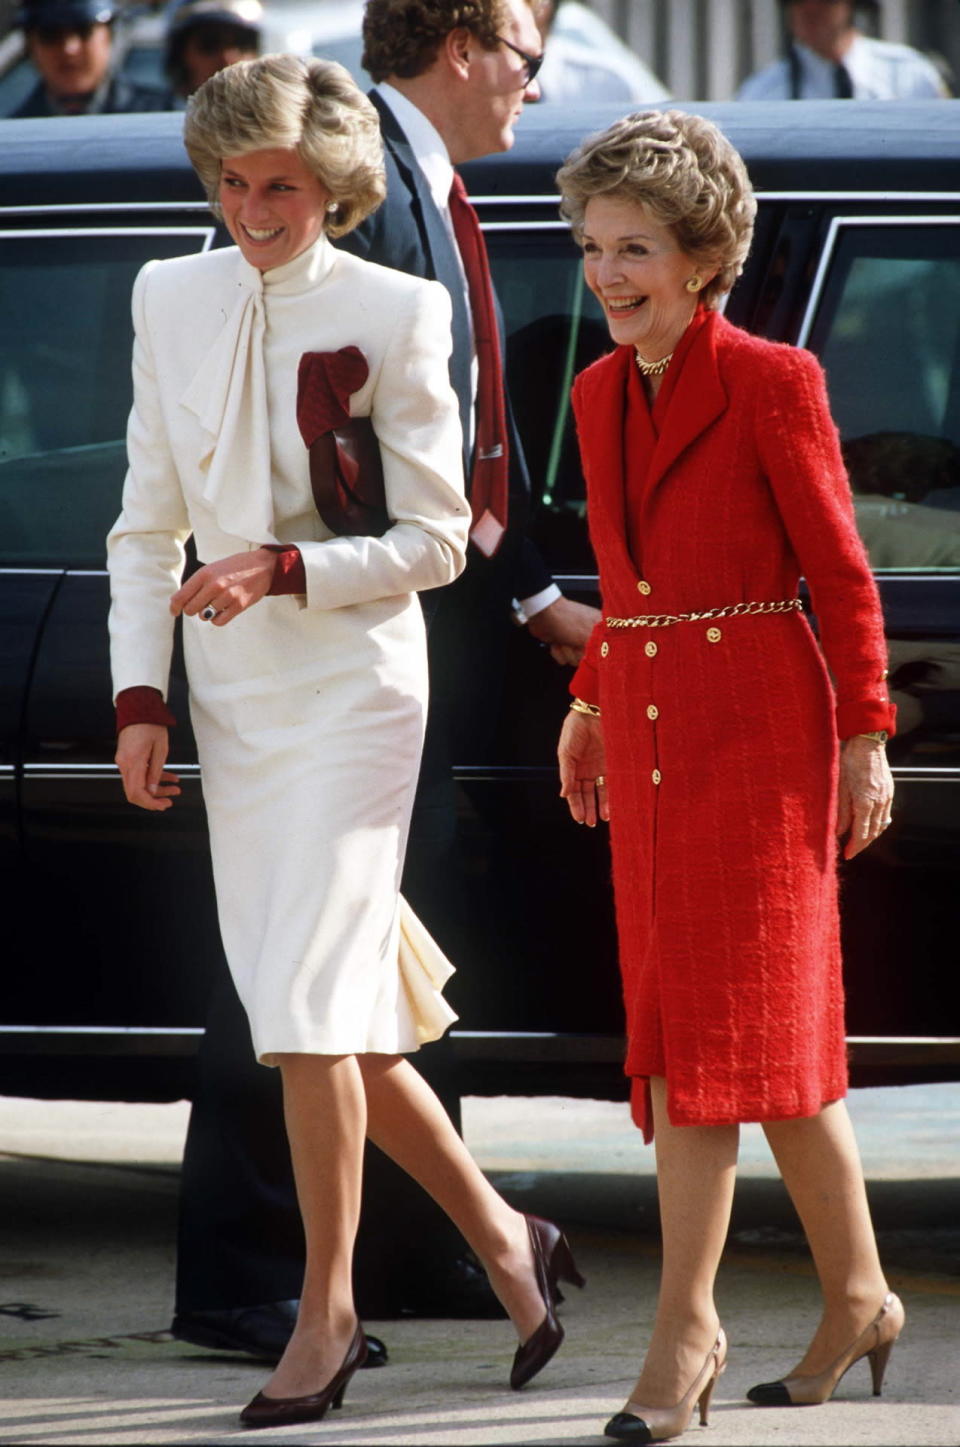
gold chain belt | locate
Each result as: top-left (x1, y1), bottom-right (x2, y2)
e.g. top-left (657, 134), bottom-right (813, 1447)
top-left (605, 597), bottom-right (803, 629)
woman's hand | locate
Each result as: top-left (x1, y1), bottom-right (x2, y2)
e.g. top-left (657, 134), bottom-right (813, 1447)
top-left (171, 548), bottom-right (278, 626)
top-left (115, 724), bottom-right (180, 812)
top-left (558, 709), bottom-right (609, 827)
top-left (837, 736), bottom-right (894, 859)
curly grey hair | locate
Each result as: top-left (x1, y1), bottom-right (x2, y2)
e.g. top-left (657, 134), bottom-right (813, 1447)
top-left (183, 54), bottom-right (386, 238)
top-left (556, 110), bottom-right (757, 308)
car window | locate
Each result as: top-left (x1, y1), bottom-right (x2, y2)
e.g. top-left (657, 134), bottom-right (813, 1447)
top-left (487, 225), bottom-right (609, 572)
top-left (804, 221), bottom-right (960, 572)
top-left (0, 228), bottom-right (212, 568)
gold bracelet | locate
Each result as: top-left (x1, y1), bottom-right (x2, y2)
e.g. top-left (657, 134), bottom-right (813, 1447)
top-left (570, 697), bottom-right (601, 718)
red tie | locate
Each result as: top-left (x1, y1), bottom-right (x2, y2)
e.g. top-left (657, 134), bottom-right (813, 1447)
top-left (448, 172), bottom-right (509, 557)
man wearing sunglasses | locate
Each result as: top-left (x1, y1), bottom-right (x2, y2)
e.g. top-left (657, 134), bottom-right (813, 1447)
top-left (9, 0), bottom-right (167, 116)
top-left (170, 0), bottom-right (600, 1366)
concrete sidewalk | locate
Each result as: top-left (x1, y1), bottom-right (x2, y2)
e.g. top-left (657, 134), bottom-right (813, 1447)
top-left (1, 1092), bottom-right (958, 1446)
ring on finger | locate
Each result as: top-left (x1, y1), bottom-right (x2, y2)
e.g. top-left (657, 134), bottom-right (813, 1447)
top-left (200, 604), bottom-right (221, 622)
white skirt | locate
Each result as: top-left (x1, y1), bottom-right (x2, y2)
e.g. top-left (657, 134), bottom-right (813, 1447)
top-left (184, 589), bottom-right (457, 1060)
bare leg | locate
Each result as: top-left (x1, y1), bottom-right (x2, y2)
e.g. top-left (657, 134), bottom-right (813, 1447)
top-left (263, 1053), bottom-right (366, 1399)
top-left (357, 1053), bottom-right (545, 1343)
top-left (762, 1099), bottom-right (890, 1374)
top-left (624, 1076), bottom-right (739, 1409)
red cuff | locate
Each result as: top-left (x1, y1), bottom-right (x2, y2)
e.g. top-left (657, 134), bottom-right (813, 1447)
top-left (570, 659), bottom-right (600, 707)
top-left (265, 544), bottom-right (307, 596)
top-left (836, 698), bottom-right (897, 740)
top-left (116, 686), bottom-right (177, 734)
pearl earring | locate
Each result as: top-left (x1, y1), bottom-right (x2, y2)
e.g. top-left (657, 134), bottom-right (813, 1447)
top-left (686, 276), bottom-right (702, 293)
top-left (326, 201), bottom-right (338, 214)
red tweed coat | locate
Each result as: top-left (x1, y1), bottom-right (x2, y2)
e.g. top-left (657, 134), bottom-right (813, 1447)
top-left (570, 309), bottom-right (895, 1140)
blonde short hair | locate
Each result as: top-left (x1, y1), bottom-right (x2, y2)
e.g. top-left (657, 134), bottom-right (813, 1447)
top-left (183, 54), bottom-right (386, 237)
top-left (556, 110), bottom-right (756, 308)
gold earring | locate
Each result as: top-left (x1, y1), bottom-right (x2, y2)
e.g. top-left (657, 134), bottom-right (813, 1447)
top-left (686, 276), bottom-right (702, 293)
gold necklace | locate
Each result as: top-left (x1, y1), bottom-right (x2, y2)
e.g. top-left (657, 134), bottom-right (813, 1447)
top-left (634, 347), bottom-right (673, 377)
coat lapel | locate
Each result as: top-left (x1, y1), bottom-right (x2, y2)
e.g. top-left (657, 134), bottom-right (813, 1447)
top-left (575, 347), bottom-right (637, 582)
top-left (646, 309), bottom-right (727, 492)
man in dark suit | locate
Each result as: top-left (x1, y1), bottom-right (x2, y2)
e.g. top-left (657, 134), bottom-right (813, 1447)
top-left (171, 0), bottom-right (598, 1364)
top-left (8, 0), bottom-right (167, 117)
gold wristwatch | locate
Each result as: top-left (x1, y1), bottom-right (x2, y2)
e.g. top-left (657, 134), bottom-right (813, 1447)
top-left (856, 730), bottom-right (889, 744)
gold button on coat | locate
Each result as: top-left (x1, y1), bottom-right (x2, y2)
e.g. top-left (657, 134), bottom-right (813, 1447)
top-left (647, 704), bottom-right (659, 720)
top-left (645, 641), bottom-right (658, 658)
top-left (652, 769), bottom-right (662, 785)
top-left (706, 627), bottom-right (722, 643)
top-left (637, 580), bottom-right (651, 596)
top-left (600, 641), bottom-right (609, 658)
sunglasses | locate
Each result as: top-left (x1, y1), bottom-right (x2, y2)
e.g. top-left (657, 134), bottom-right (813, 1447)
top-left (495, 33), bottom-right (543, 86)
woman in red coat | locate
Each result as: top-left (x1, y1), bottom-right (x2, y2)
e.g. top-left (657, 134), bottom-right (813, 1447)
top-left (555, 111), bottom-right (903, 1443)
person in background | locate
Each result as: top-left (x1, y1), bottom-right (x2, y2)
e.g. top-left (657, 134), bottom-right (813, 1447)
top-left (169, 0), bottom-right (599, 1367)
top-left (737, 0), bottom-right (949, 100)
top-left (534, 0), bottom-right (669, 105)
top-left (555, 107), bottom-right (903, 1443)
top-left (8, 0), bottom-right (166, 116)
top-left (163, 0), bottom-right (260, 103)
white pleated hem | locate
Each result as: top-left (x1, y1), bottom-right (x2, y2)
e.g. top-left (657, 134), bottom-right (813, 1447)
top-left (257, 896), bottom-right (457, 1064)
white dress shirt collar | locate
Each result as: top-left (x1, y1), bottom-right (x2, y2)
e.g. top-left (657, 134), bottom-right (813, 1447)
top-left (375, 82), bottom-right (454, 215)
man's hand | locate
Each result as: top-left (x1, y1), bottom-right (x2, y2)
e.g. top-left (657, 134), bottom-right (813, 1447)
top-left (526, 596), bottom-right (601, 666)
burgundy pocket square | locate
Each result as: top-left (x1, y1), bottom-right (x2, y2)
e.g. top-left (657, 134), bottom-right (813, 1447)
top-left (297, 347), bottom-right (389, 538)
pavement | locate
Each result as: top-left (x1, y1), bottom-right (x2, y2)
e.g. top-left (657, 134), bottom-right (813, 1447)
top-left (0, 1088), bottom-right (958, 1446)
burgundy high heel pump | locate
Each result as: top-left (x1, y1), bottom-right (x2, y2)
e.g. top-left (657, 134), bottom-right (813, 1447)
top-left (239, 1320), bottom-right (367, 1429)
top-left (510, 1214), bottom-right (586, 1390)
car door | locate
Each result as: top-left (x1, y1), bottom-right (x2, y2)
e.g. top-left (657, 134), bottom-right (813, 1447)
top-left (0, 217), bottom-right (227, 1098)
top-left (729, 200), bottom-right (960, 1078)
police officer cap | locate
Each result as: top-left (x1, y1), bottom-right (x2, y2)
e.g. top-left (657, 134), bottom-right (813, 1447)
top-left (17, 0), bottom-right (115, 27)
top-left (165, 0), bottom-right (263, 40)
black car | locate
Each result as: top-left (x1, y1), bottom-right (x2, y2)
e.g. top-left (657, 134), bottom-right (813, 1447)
top-left (1, 101), bottom-right (958, 1103)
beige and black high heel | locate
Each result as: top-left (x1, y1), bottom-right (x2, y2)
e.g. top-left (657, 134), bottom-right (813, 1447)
top-left (604, 1328), bottom-right (727, 1442)
top-left (747, 1292), bottom-right (905, 1407)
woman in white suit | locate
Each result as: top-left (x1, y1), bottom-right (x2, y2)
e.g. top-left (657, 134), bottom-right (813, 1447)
top-left (108, 54), bottom-right (583, 1430)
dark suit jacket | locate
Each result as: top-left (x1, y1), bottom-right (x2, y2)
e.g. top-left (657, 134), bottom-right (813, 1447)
top-left (10, 73), bottom-right (169, 118)
top-left (337, 91), bottom-right (552, 601)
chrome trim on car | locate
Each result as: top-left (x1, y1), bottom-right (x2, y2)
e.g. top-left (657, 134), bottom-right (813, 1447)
top-left (22, 763), bottom-right (202, 778)
top-left (481, 220), bottom-right (570, 232)
top-left (797, 214), bottom-right (960, 348)
top-left (0, 202), bottom-right (213, 217)
top-left (470, 190), bottom-right (960, 208)
top-left (0, 224), bottom-right (216, 248)
top-left (1, 1025), bottom-right (956, 1066)
top-left (3, 192), bottom-right (959, 224)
